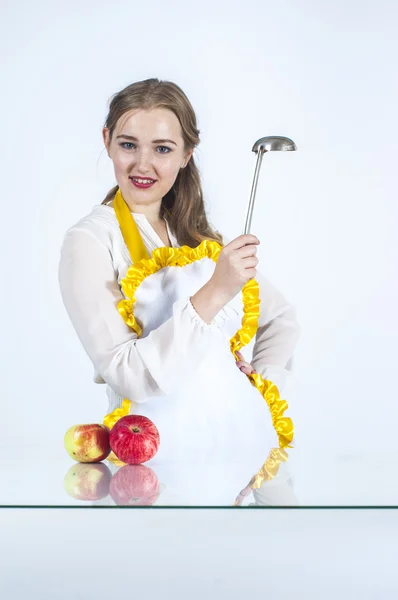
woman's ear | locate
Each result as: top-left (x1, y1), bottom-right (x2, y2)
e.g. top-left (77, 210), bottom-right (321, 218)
top-left (183, 148), bottom-right (194, 167)
top-left (102, 127), bottom-right (111, 157)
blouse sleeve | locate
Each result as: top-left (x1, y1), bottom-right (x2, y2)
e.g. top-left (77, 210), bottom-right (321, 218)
top-left (58, 227), bottom-right (229, 403)
top-left (250, 268), bottom-right (300, 394)
top-left (221, 235), bottom-right (300, 394)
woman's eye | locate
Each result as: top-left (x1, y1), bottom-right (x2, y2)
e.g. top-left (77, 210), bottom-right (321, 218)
top-left (157, 146), bottom-right (172, 153)
top-left (120, 142), bottom-right (171, 154)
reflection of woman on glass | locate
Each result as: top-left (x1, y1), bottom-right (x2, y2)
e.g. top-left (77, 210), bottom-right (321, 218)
top-left (58, 78), bottom-right (300, 461)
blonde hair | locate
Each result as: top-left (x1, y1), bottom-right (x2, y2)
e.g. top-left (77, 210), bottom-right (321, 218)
top-left (102, 78), bottom-right (223, 247)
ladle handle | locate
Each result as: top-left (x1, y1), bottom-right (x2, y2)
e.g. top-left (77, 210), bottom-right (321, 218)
top-left (243, 150), bottom-right (265, 235)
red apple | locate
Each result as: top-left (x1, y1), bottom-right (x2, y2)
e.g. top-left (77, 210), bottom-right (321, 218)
top-left (109, 464), bottom-right (160, 506)
top-left (64, 462), bottom-right (112, 501)
top-left (109, 415), bottom-right (160, 464)
top-left (64, 423), bottom-right (111, 463)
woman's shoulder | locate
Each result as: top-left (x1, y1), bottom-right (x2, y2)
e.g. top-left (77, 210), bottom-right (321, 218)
top-left (62, 204), bottom-right (121, 248)
top-left (69, 203), bottom-right (118, 233)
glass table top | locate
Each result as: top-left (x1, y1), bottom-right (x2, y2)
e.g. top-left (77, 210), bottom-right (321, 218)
top-left (1, 442), bottom-right (397, 507)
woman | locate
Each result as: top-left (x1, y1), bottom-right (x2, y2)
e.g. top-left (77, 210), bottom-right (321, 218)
top-left (58, 77), bottom-right (300, 465)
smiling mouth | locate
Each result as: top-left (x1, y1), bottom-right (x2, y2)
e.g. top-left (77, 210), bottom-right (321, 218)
top-left (129, 177), bottom-right (157, 189)
top-left (129, 177), bottom-right (157, 184)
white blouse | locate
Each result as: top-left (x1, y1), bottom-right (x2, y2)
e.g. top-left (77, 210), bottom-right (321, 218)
top-left (58, 204), bottom-right (300, 456)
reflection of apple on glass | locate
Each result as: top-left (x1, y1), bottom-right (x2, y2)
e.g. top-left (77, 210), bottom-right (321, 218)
top-left (64, 462), bottom-right (112, 501)
top-left (64, 424), bottom-right (111, 463)
top-left (110, 465), bottom-right (161, 506)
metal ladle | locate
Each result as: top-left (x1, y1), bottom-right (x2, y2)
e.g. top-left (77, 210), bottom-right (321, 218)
top-left (243, 136), bottom-right (297, 235)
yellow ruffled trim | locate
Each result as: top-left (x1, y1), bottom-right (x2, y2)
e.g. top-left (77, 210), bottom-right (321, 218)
top-left (102, 189), bottom-right (294, 448)
top-left (103, 398), bottom-right (132, 430)
top-left (117, 241), bottom-right (222, 337)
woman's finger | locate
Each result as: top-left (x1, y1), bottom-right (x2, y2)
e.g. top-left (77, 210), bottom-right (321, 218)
top-left (235, 352), bottom-right (257, 375)
top-left (236, 360), bottom-right (249, 369)
top-left (236, 360), bottom-right (257, 375)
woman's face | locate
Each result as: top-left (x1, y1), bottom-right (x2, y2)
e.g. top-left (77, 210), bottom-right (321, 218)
top-left (102, 107), bottom-right (193, 216)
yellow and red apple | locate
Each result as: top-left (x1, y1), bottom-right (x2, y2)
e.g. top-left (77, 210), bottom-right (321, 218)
top-left (64, 423), bottom-right (111, 463)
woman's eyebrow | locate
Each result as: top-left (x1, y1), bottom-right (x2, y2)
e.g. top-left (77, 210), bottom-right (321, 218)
top-left (116, 134), bottom-right (177, 146)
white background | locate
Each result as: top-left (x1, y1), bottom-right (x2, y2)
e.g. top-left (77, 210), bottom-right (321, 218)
top-left (1, 0), bottom-right (398, 595)
top-left (1, 0), bottom-right (397, 455)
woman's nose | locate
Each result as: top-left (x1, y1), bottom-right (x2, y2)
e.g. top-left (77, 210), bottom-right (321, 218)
top-left (134, 150), bottom-right (153, 171)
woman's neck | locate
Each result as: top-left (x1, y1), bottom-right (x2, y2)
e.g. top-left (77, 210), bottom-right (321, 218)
top-left (108, 199), bottom-right (164, 225)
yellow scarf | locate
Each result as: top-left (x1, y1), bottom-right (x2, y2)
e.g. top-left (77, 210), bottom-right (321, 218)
top-left (102, 188), bottom-right (294, 448)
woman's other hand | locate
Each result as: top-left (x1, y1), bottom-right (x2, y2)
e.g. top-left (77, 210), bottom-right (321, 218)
top-left (235, 350), bottom-right (257, 375)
